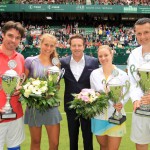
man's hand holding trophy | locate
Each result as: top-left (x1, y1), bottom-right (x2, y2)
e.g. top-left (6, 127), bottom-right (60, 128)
top-left (141, 94), bottom-right (150, 105)
top-left (0, 60), bottom-right (25, 119)
top-left (103, 69), bottom-right (130, 125)
top-left (130, 53), bottom-right (150, 116)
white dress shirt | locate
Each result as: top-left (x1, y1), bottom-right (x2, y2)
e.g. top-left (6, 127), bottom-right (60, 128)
top-left (70, 55), bottom-right (85, 81)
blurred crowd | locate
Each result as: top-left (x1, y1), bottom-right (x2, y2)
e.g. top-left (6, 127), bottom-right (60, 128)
top-left (0, 21), bottom-right (138, 56)
top-left (1, 0), bottom-right (149, 5)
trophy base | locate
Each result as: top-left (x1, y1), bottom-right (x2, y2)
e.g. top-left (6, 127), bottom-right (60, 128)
top-left (135, 108), bottom-right (150, 116)
top-left (1, 112), bottom-right (17, 119)
top-left (108, 116), bottom-right (126, 125)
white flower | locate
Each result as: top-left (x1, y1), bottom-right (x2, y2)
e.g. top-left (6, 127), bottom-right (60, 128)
top-left (22, 77), bottom-right (52, 98)
top-left (41, 81), bottom-right (47, 85)
top-left (40, 86), bottom-right (48, 93)
top-left (32, 88), bottom-right (42, 95)
top-left (24, 89), bottom-right (32, 98)
top-left (27, 85), bottom-right (34, 91)
top-left (81, 92), bottom-right (89, 96)
top-left (92, 95), bottom-right (98, 102)
top-left (23, 82), bottom-right (31, 90)
top-left (32, 80), bottom-right (41, 86)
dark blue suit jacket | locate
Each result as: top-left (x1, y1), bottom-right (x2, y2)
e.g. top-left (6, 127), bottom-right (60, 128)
top-left (60, 55), bottom-right (99, 111)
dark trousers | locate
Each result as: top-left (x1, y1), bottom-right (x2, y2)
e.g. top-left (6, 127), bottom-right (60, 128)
top-left (66, 110), bottom-right (93, 150)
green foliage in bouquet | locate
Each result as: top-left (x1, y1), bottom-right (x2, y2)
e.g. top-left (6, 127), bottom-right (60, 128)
top-left (20, 76), bottom-right (60, 112)
top-left (69, 89), bottom-right (109, 119)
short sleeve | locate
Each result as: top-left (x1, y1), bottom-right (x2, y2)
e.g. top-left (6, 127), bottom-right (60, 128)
top-left (25, 57), bottom-right (33, 70)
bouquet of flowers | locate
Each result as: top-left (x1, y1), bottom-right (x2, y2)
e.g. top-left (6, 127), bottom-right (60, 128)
top-left (20, 74), bottom-right (60, 112)
top-left (69, 89), bottom-right (109, 119)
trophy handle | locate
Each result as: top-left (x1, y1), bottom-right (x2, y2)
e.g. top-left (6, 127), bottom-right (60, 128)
top-left (102, 79), bottom-right (107, 85)
top-left (122, 80), bottom-right (130, 100)
top-left (130, 64), bottom-right (139, 87)
top-left (57, 68), bottom-right (65, 84)
top-left (102, 79), bottom-right (109, 93)
top-left (19, 73), bottom-right (26, 85)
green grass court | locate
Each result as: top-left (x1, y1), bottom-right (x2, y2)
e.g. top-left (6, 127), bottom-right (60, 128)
top-left (5, 80), bottom-right (149, 150)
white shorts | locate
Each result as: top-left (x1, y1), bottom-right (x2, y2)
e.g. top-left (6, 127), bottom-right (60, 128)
top-left (0, 117), bottom-right (25, 150)
top-left (130, 112), bottom-right (150, 144)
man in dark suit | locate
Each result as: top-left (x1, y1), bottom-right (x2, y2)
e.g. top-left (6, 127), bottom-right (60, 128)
top-left (60, 34), bottom-right (99, 150)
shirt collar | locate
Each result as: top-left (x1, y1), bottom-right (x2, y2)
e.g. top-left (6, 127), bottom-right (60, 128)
top-left (70, 54), bottom-right (85, 63)
top-left (0, 49), bottom-right (18, 59)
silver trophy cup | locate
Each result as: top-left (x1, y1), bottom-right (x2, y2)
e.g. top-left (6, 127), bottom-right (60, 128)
top-left (48, 57), bottom-right (65, 84)
top-left (0, 60), bottom-right (25, 119)
top-left (130, 53), bottom-right (150, 116)
top-left (47, 58), bottom-right (65, 107)
top-left (103, 69), bottom-right (130, 124)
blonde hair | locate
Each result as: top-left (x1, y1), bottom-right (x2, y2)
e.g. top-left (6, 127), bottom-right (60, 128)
top-left (98, 45), bottom-right (112, 53)
top-left (40, 33), bottom-right (60, 67)
top-left (98, 45), bottom-right (114, 60)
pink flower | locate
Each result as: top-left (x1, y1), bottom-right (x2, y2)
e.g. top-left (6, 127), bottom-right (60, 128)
top-left (75, 88), bottom-right (99, 103)
top-left (81, 95), bottom-right (90, 102)
top-left (77, 93), bottom-right (82, 99)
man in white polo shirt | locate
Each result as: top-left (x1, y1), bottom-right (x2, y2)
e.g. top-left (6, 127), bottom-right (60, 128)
top-left (128, 18), bottom-right (150, 150)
